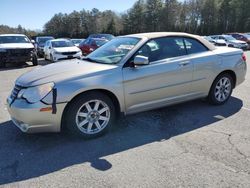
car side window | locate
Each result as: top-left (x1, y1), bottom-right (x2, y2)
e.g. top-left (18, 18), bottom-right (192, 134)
top-left (134, 37), bottom-right (187, 63)
top-left (184, 38), bottom-right (208, 54)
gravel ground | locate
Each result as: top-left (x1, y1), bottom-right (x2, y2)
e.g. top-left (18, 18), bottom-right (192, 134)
top-left (0, 53), bottom-right (250, 188)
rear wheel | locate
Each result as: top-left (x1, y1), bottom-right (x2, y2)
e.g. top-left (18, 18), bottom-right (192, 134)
top-left (64, 92), bottom-right (116, 139)
top-left (208, 73), bottom-right (233, 105)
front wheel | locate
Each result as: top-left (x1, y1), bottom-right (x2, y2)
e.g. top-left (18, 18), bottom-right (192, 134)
top-left (64, 92), bottom-right (116, 139)
top-left (32, 55), bottom-right (38, 66)
top-left (50, 54), bottom-right (54, 63)
top-left (208, 73), bottom-right (233, 105)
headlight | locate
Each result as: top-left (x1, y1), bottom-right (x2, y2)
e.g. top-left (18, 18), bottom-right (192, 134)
top-left (18, 83), bottom-right (54, 103)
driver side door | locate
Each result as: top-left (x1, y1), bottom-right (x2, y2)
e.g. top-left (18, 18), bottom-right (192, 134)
top-left (122, 37), bottom-right (194, 114)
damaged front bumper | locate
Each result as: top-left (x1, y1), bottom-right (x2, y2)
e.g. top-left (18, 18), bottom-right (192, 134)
top-left (7, 96), bottom-right (67, 133)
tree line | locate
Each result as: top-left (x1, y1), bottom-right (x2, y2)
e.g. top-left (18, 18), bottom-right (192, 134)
top-left (1, 0), bottom-right (250, 38)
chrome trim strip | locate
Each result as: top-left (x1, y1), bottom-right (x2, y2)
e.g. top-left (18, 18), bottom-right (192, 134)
top-left (129, 77), bottom-right (206, 95)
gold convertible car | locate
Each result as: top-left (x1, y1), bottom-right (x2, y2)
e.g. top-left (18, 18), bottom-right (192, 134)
top-left (7, 32), bottom-right (247, 138)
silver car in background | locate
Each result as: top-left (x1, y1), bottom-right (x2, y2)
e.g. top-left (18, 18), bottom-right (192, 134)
top-left (211, 35), bottom-right (248, 50)
top-left (7, 32), bottom-right (247, 139)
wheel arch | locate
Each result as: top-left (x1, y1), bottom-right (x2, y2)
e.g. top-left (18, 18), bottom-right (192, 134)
top-left (215, 70), bottom-right (236, 88)
top-left (61, 89), bottom-right (121, 130)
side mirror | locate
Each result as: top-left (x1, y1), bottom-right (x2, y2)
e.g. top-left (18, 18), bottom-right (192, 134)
top-left (31, 40), bottom-right (35, 44)
top-left (133, 55), bottom-right (149, 66)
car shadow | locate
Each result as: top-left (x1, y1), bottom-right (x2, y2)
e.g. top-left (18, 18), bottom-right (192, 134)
top-left (0, 97), bottom-right (243, 185)
top-left (0, 59), bottom-right (50, 71)
top-left (0, 57), bottom-right (84, 71)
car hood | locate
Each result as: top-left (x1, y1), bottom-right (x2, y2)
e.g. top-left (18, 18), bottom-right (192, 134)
top-left (230, 40), bottom-right (246, 44)
top-left (16, 59), bottom-right (118, 87)
top-left (0, 43), bottom-right (34, 49)
top-left (215, 39), bottom-right (226, 43)
top-left (54, 46), bottom-right (80, 52)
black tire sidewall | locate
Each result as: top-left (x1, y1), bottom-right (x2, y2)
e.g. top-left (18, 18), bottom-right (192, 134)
top-left (208, 73), bottom-right (233, 105)
top-left (64, 92), bottom-right (116, 139)
top-left (50, 54), bottom-right (54, 63)
top-left (32, 55), bottom-right (38, 66)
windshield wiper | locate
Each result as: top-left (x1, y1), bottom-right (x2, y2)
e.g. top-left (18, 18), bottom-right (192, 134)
top-left (82, 57), bottom-right (96, 62)
top-left (81, 57), bottom-right (106, 64)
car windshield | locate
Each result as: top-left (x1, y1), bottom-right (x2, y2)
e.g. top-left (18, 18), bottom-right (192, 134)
top-left (86, 37), bottom-right (140, 64)
top-left (51, 40), bottom-right (75, 48)
top-left (38, 37), bottom-right (54, 44)
top-left (71, 39), bottom-right (83, 44)
top-left (223, 35), bottom-right (236, 41)
top-left (204, 36), bottom-right (213, 41)
top-left (94, 39), bottom-right (108, 47)
top-left (243, 34), bottom-right (250, 39)
top-left (89, 34), bottom-right (115, 41)
top-left (0, 36), bottom-right (30, 44)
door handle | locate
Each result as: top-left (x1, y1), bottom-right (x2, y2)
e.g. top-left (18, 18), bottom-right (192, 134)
top-left (179, 61), bottom-right (190, 67)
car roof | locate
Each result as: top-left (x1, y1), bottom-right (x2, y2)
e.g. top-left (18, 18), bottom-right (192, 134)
top-left (90, 38), bottom-right (108, 41)
top-left (71, 38), bottom-right (84, 40)
top-left (50, 38), bottom-right (70, 42)
top-left (0, 34), bottom-right (27, 37)
top-left (37, 36), bottom-right (54, 38)
top-left (124, 32), bottom-right (216, 50)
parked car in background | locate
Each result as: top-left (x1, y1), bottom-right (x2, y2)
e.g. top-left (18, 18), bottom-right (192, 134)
top-left (229, 33), bottom-right (250, 49)
top-left (0, 34), bottom-right (37, 68)
top-left (87, 34), bottom-right (115, 41)
top-left (7, 32), bottom-right (246, 139)
top-left (44, 38), bottom-right (82, 62)
top-left (211, 35), bottom-right (248, 50)
top-left (203, 36), bottom-right (227, 46)
top-left (71, 39), bottom-right (85, 47)
top-left (79, 38), bottom-right (108, 56)
top-left (35, 36), bottom-right (54, 57)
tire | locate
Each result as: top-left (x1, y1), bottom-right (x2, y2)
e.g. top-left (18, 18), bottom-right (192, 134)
top-left (208, 73), bottom-right (233, 105)
top-left (50, 54), bottom-right (54, 63)
top-left (44, 54), bottom-right (48, 61)
top-left (32, 55), bottom-right (38, 66)
top-left (64, 91), bottom-right (116, 139)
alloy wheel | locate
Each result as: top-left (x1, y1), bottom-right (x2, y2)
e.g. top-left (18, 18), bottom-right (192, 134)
top-left (75, 100), bottom-right (110, 134)
top-left (214, 77), bottom-right (232, 102)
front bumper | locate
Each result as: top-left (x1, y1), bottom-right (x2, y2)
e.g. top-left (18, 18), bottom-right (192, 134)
top-left (0, 49), bottom-right (35, 63)
top-left (7, 97), bottom-right (67, 133)
top-left (54, 52), bottom-right (82, 61)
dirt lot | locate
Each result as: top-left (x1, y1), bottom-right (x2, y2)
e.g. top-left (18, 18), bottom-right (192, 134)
top-left (0, 53), bottom-right (250, 188)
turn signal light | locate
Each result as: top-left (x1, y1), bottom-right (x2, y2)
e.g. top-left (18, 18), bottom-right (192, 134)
top-left (40, 107), bottom-right (53, 112)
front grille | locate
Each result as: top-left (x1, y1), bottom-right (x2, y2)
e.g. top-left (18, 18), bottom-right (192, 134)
top-left (7, 48), bottom-right (33, 56)
top-left (61, 51), bottom-right (77, 56)
top-left (11, 84), bottom-right (24, 100)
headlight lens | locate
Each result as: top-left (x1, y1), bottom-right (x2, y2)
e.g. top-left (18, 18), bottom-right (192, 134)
top-left (19, 83), bottom-right (54, 103)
